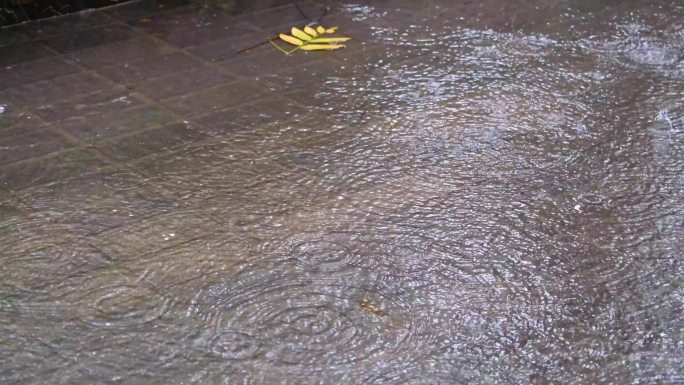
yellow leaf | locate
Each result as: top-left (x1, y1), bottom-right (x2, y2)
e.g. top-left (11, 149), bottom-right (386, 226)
top-left (325, 27), bottom-right (338, 33)
top-left (304, 26), bottom-right (318, 37)
top-left (316, 25), bottom-right (326, 34)
top-left (291, 27), bottom-right (312, 41)
top-left (310, 37), bottom-right (351, 43)
top-left (279, 33), bottom-right (303, 46)
top-left (300, 44), bottom-right (346, 51)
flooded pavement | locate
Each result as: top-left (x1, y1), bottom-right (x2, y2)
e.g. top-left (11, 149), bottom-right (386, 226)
top-left (1, 0), bottom-right (683, 383)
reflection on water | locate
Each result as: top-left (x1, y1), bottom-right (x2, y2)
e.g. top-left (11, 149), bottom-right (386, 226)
top-left (1, 0), bottom-right (683, 384)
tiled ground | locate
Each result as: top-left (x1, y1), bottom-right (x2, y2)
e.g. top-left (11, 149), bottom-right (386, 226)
top-left (0, 0), bottom-right (367, 215)
top-left (0, 0), bottom-right (420, 303)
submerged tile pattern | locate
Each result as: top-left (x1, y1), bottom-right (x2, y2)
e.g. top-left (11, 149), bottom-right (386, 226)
top-left (0, 0), bottom-right (335, 198)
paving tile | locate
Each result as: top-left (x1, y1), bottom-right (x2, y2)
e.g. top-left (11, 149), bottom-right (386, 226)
top-left (122, 10), bottom-right (191, 37)
top-left (122, 235), bottom-right (247, 291)
top-left (313, 11), bottom-right (376, 42)
top-left (0, 124), bottom-right (70, 167)
top-left (126, 6), bottom-right (241, 47)
top-left (32, 88), bottom-right (145, 122)
top-left (67, 36), bottom-right (176, 68)
top-left (192, 93), bottom-right (307, 136)
top-left (161, 79), bottom-right (272, 116)
top-left (96, 51), bottom-right (202, 85)
top-left (0, 240), bottom-right (111, 296)
top-left (159, 22), bottom-right (254, 48)
top-left (258, 57), bottom-right (352, 90)
top-left (237, 2), bottom-right (326, 31)
top-left (218, 45), bottom-right (321, 77)
top-left (89, 207), bottom-right (221, 261)
top-left (56, 103), bottom-right (176, 141)
top-left (186, 29), bottom-right (267, 62)
top-left (0, 148), bottom-right (107, 191)
top-left (128, 140), bottom-right (240, 180)
top-left (218, 0), bottom-right (297, 16)
top-left (40, 23), bottom-right (135, 54)
top-left (102, 0), bottom-right (192, 21)
top-left (125, 4), bottom-right (233, 30)
top-left (0, 42), bottom-right (55, 67)
top-left (0, 101), bottom-right (31, 130)
top-left (0, 200), bottom-right (24, 223)
top-left (162, 155), bottom-right (299, 204)
top-left (243, 110), bottom-right (348, 149)
top-left (96, 120), bottom-right (210, 162)
top-left (5, 71), bottom-right (113, 105)
top-left (0, 55), bottom-right (80, 90)
top-left (0, 28), bottom-right (31, 47)
top-left (17, 11), bottom-right (115, 39)
top-left (0, 206), bottom-right (87, 259)
top-left (132, 65), bottom-right (234, 101)
top-left (18, 168), bottom-right (179, 235)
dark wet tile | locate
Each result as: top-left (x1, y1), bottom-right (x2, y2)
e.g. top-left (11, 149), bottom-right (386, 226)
top-left (218, 45), bottom-right (321, 77)
top-left (161, 79), bottom-right (272, 116)
top-left (0, 125), bottom-right (70, 167)
top-left (151, 19), bottom-right (250, 48)
top-left (0, 148), bottom-right (106, 191)
top-left (337, 0), bottom-right (433, 12)
top-left (5, 72), bottom-right (112, 105)
top-left (18, 12), bottom-right (116, 39)
top-left (187, 30), bottom-right (267, 62)
top-left (314, 12), bottom-right (376, 42)
top-left (96, 121), bottom-right (210, 162)
top-left (0, 236), bottom-right (112, 296)
top-left (68, 36), bottom-right (176, 68)
top-left (218, 0), bottom-right (297, 16)
top-left (89, 207), bottom-right (221, 261)
top-left (0, 215), bottom-right (93, 281)
top-left (258, 57), bottom-right (351, 89)
top-left (331, 43), bottom-right (395, 67)
top-left (102, 0), bottom-right (192, 21)
top-left (132, 65), bottom-right (234, 101)
top-left (40, 24), bottom-right (135, 54)
top-left (0, 28), bottom-right (31, 47)
top-left (0, 42), bottom-right (54, 67)
top-left (238, 2), bottom-right (326, 31)
top-left (32, 88), bottom-right (145, 122)
top-left (128, 141), bottom-right (238, 180)
top-left (247, 110), bottom-right (347, 148)
top-left (97, 51), bottom-right (202, 85)
top-left (0, 201), bottom-right (24, 224)
top-left (120, 4), bottom-right (194, 28)
top-left (0, 101), bottom-right (31, 130)
top-left (126, 6), bottom-right (243, 47)
top-left (18, 169), bottom-right (179, 234)
top-left (57, 104), bottom-right (176, 141)
top-left (126, 5), bottom-right (233, 29)
top-left (192, 93), bottom-right (307, 136)
top-left (0, 56), bottom-right (80, 90)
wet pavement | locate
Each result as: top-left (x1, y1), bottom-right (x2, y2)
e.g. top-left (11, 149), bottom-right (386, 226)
top-left (1, 0), bottom-right (683, 384)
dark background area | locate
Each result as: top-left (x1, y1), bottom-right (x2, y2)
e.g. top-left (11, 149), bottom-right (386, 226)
top-left (0, 0), bottom-right (129, 26)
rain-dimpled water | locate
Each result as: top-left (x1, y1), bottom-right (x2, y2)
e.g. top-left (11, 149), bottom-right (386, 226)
top-left (1, 0), bottom-right (683, 384)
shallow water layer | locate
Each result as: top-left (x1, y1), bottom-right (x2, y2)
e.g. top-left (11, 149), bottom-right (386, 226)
top-left (1, 0), bottom-right (683, 384)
